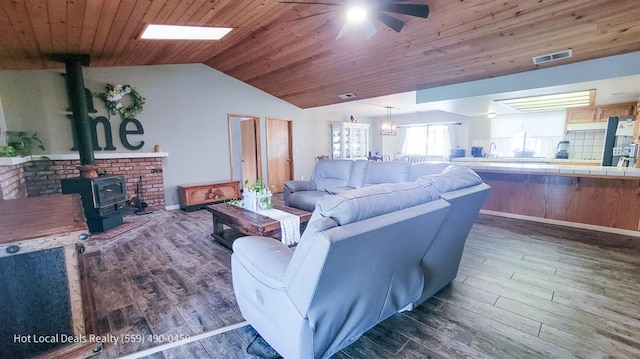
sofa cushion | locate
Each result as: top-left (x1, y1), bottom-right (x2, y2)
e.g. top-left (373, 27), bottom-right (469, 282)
top-left (363, 161), bottom-right (411, 185)
top-left (288, 191), bottom-right (328, 212)
top-left (323, 186), bottom-right (355, 195)
top-left (410, 162), bottom-right (451, 181)
top-left (311, 160), bottom-right (354, 191)
top-left (315, 182), bottom-right (439, 225)
top-left (346, 160), bottom-right (368, 188)
top-left (415, 165), bottom-right (483, 192)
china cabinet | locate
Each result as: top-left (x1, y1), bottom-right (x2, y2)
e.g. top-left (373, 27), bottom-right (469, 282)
top-left (331, 122), bottom-right (370, 159)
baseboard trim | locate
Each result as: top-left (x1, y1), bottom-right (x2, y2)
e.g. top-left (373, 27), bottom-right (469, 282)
top-left (118, 321), bottom-right (249, 359)
top-left (480, 210), bottom-right (640, 238)
top-left (165, 204), bottom-right (180, 210)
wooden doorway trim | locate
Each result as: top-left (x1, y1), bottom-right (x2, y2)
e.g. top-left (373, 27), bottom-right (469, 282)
top-left (228, 114), bottom-right (262, 184)
top-left (266, 117), bottom-right (294, 193)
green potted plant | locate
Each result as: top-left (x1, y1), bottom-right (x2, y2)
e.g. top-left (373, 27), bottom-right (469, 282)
top-left (5, 131), bottom-right (45, 156)
top-left (243, 178), bottom-right (275, 210)
top-left (0, 145), bottom-right (17, 157)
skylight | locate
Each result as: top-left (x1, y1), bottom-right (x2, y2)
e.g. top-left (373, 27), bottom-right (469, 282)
top-left (495, 90), bottom-right (595, 112)
top-left (141, 24), bottom-right (233, 40)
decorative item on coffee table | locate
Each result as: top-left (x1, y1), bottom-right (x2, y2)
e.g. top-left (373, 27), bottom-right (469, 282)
top-left (242, 178), bottom-right (275, 212)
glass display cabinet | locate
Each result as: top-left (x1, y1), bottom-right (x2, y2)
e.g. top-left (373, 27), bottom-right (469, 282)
top-left (331, 122), bottom-right (370, 159)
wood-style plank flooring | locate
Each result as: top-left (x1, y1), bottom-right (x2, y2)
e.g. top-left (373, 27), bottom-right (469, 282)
top-left (81, 205), bottom-right (640, 358)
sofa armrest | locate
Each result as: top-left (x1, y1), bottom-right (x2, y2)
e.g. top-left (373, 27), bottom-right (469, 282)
top-left (284, 180), bottom-right (317, 206)
top-left (232, 236), bottom-right (295, 289)
top-left (284, 180), bottom-right (317, 192)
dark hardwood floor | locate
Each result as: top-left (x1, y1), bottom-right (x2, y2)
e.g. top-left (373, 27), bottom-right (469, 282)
top-left (81, 204), bottom-right (640, 358)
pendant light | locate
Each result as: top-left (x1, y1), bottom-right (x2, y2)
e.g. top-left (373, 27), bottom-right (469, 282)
top-left (380, 106), bottom-right (397, 136)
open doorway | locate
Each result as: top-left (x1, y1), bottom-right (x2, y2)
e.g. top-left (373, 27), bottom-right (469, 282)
top-left (228, 114), bottom-right (262, 187)
top-left (266, 117), bottom-right (294, 193)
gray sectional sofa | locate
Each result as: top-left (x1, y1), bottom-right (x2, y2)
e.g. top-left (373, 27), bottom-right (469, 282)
top-left (284, 159), bottom-right (451, 212)
top-left (231, 160), bottom-right (490, 358)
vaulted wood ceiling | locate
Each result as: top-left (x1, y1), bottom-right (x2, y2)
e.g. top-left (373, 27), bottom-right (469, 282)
top-left (1, 0), bottom-right (640, 109)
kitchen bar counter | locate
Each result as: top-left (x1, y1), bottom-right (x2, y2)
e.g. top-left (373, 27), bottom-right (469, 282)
top-left (452, 161), bottom-right (640, 179)
top-left (452, 156), bottom-right (601, 165)
top-left (451, 161), bottom-right (640, 235)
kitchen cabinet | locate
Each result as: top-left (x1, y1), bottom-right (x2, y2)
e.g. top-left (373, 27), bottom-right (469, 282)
top-left (596, 102), bottom-right (635, 121)
top-left (565, 107), bottom-right (596, 123)
top-left (331, 122), bottom-right (370, 159)
top-left (566, 102), bottom-right (636, 123)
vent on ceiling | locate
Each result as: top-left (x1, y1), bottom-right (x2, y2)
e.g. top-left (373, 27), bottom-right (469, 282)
top-left (532, 49), bottom-right (573, 65)
top-left (338, 93), bottom-right (357, 100)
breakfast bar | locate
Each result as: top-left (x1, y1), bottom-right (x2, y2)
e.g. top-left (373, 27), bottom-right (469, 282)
top-left (452, 161), bottom-right (640, 234)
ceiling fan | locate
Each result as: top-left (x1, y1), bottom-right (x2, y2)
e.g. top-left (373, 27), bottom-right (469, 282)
top-left (281, 0), bottom-right (430, 39)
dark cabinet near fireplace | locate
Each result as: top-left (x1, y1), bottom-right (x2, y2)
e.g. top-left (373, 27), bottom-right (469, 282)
top-left (0, 195), bottom-right (91, 358)
top-left (61, 175), bottom-right (127, 233)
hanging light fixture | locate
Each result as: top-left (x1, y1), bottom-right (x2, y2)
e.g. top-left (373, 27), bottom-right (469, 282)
top-left (380, 106), bottom-right (397, 136)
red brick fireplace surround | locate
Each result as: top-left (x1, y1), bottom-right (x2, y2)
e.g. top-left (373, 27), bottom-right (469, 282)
top-left (0, 153), bottom-right (167, 211)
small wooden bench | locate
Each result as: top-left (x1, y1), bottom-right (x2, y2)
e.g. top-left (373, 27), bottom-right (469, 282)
top-left (177, 180), bottom-right (240, 211)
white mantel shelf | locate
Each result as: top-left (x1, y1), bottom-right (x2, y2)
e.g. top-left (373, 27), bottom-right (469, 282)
top-left (0, 152), bottom-right (168, 166)
top-left (45, 152), bottom-right (169, 160)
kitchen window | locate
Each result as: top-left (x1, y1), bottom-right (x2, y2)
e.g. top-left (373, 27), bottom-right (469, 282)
top-left (490, 110), bottom-right (565, 158)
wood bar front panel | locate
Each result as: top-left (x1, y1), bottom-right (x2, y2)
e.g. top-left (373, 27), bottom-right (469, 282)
top-left (478, 172), bottom-right (640, 231)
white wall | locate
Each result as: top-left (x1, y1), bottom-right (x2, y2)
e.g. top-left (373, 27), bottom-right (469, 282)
top-left (0, 64), bottom-right (336, 207)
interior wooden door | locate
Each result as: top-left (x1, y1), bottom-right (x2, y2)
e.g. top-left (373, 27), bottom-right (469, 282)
top-left (228, 114), bottom-right (262, 187)
top-left (240, 119), bottom-right (258, 185)
top-left (266, 118), bottom-right (293, 193)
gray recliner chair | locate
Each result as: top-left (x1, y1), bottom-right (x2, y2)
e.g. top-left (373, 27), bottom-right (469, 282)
top-left (232, 182), bottom-right (450, 358)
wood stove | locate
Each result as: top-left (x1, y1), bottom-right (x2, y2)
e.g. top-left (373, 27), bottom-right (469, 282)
top-left (61, 175), bottom-right (127, 233)
top-left (58, 55), bottom-right (128, 233)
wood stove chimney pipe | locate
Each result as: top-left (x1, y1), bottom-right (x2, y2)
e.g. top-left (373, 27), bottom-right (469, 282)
top-left (56, 54), bottom-right (95, 166)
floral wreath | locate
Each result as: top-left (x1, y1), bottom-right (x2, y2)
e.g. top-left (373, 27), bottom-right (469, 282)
top-left (96, 83), bottom-right (145, 119)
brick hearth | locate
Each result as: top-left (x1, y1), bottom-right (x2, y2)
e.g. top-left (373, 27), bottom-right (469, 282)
top-left (0, 164), bottom-right (27, 200)
top-left (26, 157), bottom-right (165, 211)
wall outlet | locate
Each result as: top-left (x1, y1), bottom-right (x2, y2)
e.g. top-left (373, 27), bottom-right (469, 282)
top-left (613, 147), bottom-right (623, 156)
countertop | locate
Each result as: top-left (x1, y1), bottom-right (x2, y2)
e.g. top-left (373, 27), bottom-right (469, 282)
top-left (452, 160), bottom-right (640, 179)
top-left (451, 156), bottom-right (600, 164)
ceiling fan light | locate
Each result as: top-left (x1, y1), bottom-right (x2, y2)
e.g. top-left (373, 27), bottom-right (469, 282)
top-left (345, 4), bottom-right (368, 24)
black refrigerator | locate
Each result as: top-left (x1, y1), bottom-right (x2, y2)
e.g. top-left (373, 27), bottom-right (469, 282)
top-left (601, 115), bottom-right (636, 166)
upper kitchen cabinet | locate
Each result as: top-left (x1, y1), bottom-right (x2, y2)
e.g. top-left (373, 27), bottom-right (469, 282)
top-left (566, 102), bottom-right (637, 123)
top-left (566, 107), bottom-right (596, 123)
top-left (596, 102), bottom-right (636, 120)
top-left (331, 122), bottom-right (370, 159)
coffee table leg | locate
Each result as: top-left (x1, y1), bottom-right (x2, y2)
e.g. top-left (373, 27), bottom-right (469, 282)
top-left (212, 213), bottom-right (224, 239)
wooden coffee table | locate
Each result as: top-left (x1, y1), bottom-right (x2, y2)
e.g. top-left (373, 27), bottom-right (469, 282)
top-left (206, 203), bottom-right (312, 249)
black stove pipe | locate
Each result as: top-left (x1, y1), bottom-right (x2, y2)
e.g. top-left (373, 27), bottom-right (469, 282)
top-left (63, 57), bottom-right (94, 166)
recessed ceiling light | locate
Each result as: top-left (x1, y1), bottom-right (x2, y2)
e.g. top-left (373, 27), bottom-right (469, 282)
top-left (338, 93), bottom-right (357, 99)
top-left (141, 24), bottom-right (232, 40)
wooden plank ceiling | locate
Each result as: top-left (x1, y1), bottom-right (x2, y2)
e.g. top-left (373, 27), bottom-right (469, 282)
top-left (1, 0), bottom-right (640, 109)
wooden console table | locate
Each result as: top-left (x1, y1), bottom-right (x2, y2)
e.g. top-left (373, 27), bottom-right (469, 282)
top-left (0, 194), bottom-right (91, 357)
top-left (178, 180), bottom-right (240, 211)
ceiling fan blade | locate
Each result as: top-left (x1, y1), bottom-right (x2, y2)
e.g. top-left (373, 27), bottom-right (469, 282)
top-left (288, 9), bottom-right (340, 21)
top-left (379, 3), bottom-right (430, 18)
top-left (376, 12), bottom-right (405, 32)
top-left (363, 18), bottom-right (378, 39)
top-left (336, 22), bottom-right (350, 39)
top-left (280, 1), bottom-right (341, 6)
